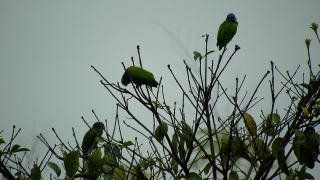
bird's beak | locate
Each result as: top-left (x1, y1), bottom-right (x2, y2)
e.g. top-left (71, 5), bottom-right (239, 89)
top-left (232, 18), bottom-right (238, 24)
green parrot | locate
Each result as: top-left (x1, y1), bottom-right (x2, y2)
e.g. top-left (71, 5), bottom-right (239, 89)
top-left (303, 127), bottom-right (320, 169)
top-left (216, 13), bottom-right (238, 51)
top-left (299, 137), bottom-right (315, 169)
top-left (121, 66), bottom-right (158, 87)
top-left (81, 122), bottom-right (105, 155)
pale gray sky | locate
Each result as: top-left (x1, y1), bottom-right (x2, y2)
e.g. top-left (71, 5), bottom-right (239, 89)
top-left (1, 1), bottom-right (320, 179)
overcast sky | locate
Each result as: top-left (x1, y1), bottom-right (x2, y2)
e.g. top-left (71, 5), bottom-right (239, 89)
top-left (1, 1), bottom-right (320, 179)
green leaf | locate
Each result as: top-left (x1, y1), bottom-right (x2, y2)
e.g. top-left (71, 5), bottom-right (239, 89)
top-left (267, 113), bottom-right (280, 124)
top-left (285, 169), bottom-right (295, 180)
top-left (103, 165), bottom-right (113, 173)
top-left (171, 159), bottom-right (178, 174)
top-left (193, 51), bottom-right (202, 61)
top-left (277, 148), bottom-right (290, 176)
top-left (0, 138), bottom-right (5, 144)
top-left (46, 162), bottom-right (61, 177)
top-left (14, 148), bottom-right (30, 153)
top-left (154, 121), bottom-right (168, 142)
top-left (122, 141), bottom-right (134, 147)
top-left (30, 163), bottom-right (41, 180)
top-left (229, 171), bottom-right (239, 180)
top-left (174, 175), bottom-right (185, 180)
top-left (64, 150), bottom-right (79, 178)
top-left (304, 173), bottom-right (315, 179)
top-left (103, 174), bottom-right (114, 180)
top-left (300, 83), bottom-right (309, 89)
top-left (298, 165), bottom-right (306, 180)
top-left (172, 131), bottom-right (180, 154)
top-left (253, 138), bottom-right (271, 160)
top-left (231, 136), bottom-right (246, 158)
top-left (10, 144), bottom-right (21, 153)
top-left (58, 145), bottom-right (67, 159)
top-left (272, 137), bottom-right (284, 159)
top-left (87, 148), bottom-right (103, 179)
top-left (114, 165), bottom-right (126, 180)
top-left (293, 129), bottom-right (305, 137)
top-left (141, 159), bottom-right (149, 170)
top-left (203, 162), bottom-right (212, 175)
top-left (91, 148), bottom-right (102, 161)
top-left (185, 172), bottom-right (201, 180)
top-left (104, 151), bottom-right (118, 167)
top-left (104, 143), bottom-right (122, 159)
top-left (181, 121), bottom-right (193, 149)
top-left (178, 133), bottom-right (186, 161)
top-left (220, 135), bottom-right (230, 152)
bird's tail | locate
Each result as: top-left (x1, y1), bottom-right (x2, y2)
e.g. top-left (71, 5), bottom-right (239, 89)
top-left (150, 80), bottom-right (159, 87)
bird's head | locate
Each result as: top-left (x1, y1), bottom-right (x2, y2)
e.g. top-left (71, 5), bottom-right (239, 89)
top-left (121, 70), bottom-right (131, 86)
top-left (92, 122), bottom-right (105, 136)
top-left (92, 122), bottom-right (105, 129)
top-left (226, 13), bottom-right (238, 24)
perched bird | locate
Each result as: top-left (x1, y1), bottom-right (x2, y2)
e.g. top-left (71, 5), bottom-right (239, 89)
top-left (216, 13), bottom-right (238, 51)
top-left (81, 122), bottom-right (105, 155)
top-left (304, 127), bottom-right (320, 155)
top-left (121, 66), bottom-right (158, 87)
top-left (298, 127), bottom-right (320, 169)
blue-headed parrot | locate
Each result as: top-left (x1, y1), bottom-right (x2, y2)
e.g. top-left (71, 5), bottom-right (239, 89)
top-left (216, 13), bottom-right (238, 51)
top-left (81, 122), bottom-right (105, 155)
top-left (121, 66), bottom-right (158, 87)
top-left (298, 127), bottom-right (320, 169)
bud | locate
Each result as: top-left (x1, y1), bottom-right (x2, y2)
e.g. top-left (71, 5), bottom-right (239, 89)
top-left (305, 39), bottom-right (311, 48)
top-left (235, 44), bottom-right (240, 51)
top-left (310, 22), bottom-right (318, 32)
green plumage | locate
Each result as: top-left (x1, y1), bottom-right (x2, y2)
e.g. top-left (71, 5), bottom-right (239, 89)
top-left (216, 13), bottom-right (238, 51)
top-left (81, 122), bottom-right (105, 155)
top-left (121, 66), bottom-right (158, 87)
top-left (300, 138), bottom-right (315, 169)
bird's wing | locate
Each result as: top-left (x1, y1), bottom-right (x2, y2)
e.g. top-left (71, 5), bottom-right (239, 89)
top-left (82, 130), bottom-right (97, 154)
top-left (217, 21), bottom-right (237, 42)
top-left (128, 67), bottom-right (156, 85)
